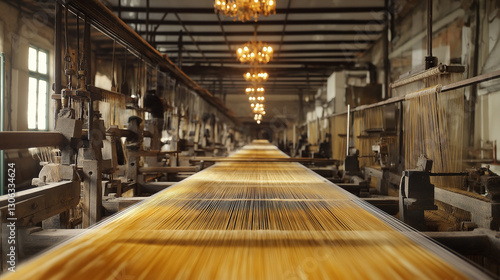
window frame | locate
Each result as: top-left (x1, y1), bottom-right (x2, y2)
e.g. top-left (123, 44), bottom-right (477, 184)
top-left (28, 45), bottom-right (50, 131)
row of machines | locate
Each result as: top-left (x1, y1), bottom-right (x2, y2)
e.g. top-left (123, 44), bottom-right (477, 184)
top-left (1, 140), bottom-right (492, 279)
top-left (0, 0), bottom-right (240, 271)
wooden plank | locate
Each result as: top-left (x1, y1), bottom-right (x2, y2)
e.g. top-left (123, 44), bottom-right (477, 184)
top-left (0, 132), bottom-right (66, 149)
top-left (0, 181), bottom-right (80, 226)
top-left (81, 160), bottom-right (102, 228)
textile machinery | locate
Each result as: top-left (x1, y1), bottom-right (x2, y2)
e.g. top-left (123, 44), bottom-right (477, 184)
top-left (2, 141), bottom-right (491, 279)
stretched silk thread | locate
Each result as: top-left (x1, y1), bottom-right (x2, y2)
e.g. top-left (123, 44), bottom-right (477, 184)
top-left (330, 115), bottom-right (347, 160)
top-left (385, 66), bottom-right (465, 189)
top-left (6, 141), bottom-right (486, 279)
top-left (403, 75), bottom-right (464, 189)
top-left (352, 106), bottom-right (385, 167)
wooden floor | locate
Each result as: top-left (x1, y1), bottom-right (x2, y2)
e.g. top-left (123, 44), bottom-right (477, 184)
top-left (4, 140), bottom-right (488, 279)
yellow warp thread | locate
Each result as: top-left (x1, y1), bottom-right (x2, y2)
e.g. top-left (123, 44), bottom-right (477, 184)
top-left (6, 141), bottom-right (482, 279)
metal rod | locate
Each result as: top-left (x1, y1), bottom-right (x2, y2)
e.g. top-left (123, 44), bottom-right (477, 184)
top-left (177, 30), bottom-right (183, 68)
top-left (146, 0), bottom-right (150, 41)
top-left (84, 18), bottom-right (91, 86)
top-left (84, 16), bottom-right (94, 138)
top-left (441, 69), bottom-right (500, 92)
top-left (324, 68), bottom-right (500, 123)
top-left (430, 172), bottom-right (468, 177)
top-left (468, 2), bottom-right (481, 148)
top-left (76, 16), bottom-right (80, 87)
top-left (383, 0), bottom-right (390, 98)
top-left (346, 104), bottom-right (350, 156)
top-left (351, 69), bottom-right (500, 112)
top-left (0, 53), bottom-right (4, 195)
top-left (54, 2), bottom-right (63, 127)
top-left (427, 0), bottom-right (432, 58)
top-left (118, 0), bottom-right (121, 18)
top-left (494, 140), bottom-right (497, 165)
top-left (425, 0), bottom-right (437, 69)
top-left (398, 101), bottom-right (404, 170)
top-left (111, 40), bottom-right (116, 90)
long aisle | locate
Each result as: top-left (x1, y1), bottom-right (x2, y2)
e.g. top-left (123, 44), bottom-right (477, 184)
top-left (3, 140), bottom-right (488, 279)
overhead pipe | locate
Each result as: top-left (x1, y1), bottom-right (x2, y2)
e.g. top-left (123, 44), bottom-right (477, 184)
top-left (425, 0), bottom-right (437, 69)
top-left (383, 0), bottom-right (390, 97)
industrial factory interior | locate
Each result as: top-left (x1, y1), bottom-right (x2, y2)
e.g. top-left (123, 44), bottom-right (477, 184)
top-left (0, 0), bottom-right (500, 278)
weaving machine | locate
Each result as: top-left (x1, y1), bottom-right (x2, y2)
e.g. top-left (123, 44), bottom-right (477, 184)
top-left (3, 140), bottom-right (489, 279)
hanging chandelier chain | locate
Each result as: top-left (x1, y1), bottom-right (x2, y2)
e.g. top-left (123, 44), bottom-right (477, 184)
top-left (214, 1), bottom-right (275, 124)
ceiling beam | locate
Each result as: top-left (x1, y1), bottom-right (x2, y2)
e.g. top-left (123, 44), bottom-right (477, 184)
top-left (173, 49), bottom-right (365, 54)
top-left (136, 30), bottom-right (382, 36)
top-left (110, 7), bottom-right (386, 14)
top-left (195, 76), bottom-right (328, 81)
top-left (196, 78), bottom-right (327, 82)
top-left (153, 40), bottom-right (374, 45)
top-left (173, 13), bottom-right (208, 62)
top-left (170, 55), bottom-right (357, 60)
top-left (216, 89), bottom-right (320, 95)
top-left (195, 75), bottom-right (330, 79)
top-left (197, 82), bottom-right (326, 87)
top-left (182, 64), bottom-right (367, 79)
top-left (96, 48), bottom-right (366, 55)
top-left (175, 61), bottom-right (355, 65)
top-left (121, 19), bottom-right (383, 26)
top-left (181, 65), bottom-right (344, 74)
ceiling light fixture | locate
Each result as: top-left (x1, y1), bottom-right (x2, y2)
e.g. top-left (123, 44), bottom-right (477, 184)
top-left (214, 0), bottom-right (276, 22)
top-left (244, 69), bottom-right (269, 82)
top-left (252, 103), bottom-right (265, 113)
top-left (245, 87), bottom-right (265, 95)
top-left (237, 41), bottom-right (273, 64)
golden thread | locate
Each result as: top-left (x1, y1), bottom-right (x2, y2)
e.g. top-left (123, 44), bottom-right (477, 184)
top-left (10, 142), bottom-right (479, 279)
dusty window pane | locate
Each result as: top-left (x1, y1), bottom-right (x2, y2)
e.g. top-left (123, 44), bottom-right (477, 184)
top-left (37, 80), bottom-right (47, 130)
top-left (29, 47), bottom-right (37, 72)
top-left (38, 51), bottom-right (47, 74)
top-left (28, 77), bottom-right (38, 129)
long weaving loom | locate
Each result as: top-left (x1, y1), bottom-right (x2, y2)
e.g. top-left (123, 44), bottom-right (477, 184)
top-left (4, 140), bottom-right (488, 279)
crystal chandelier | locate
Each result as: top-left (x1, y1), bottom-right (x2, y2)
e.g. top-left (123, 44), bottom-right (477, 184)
top-left (214, 0), bottom-right (276, 22)
top-left (251, 101), bottom-right (266, 124)
top-left (244, 69), bottom-right (268, 82)
top-left (249, 96), bottom-right (265, 102)
top-left (252, 103), bottom-right (265, 114)
top-left (254, 113), bottom-right (263, 124)
top-left (237, 42), bottom-right (273, 64)
top-left (245, 87), bottom-right (265, 95)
